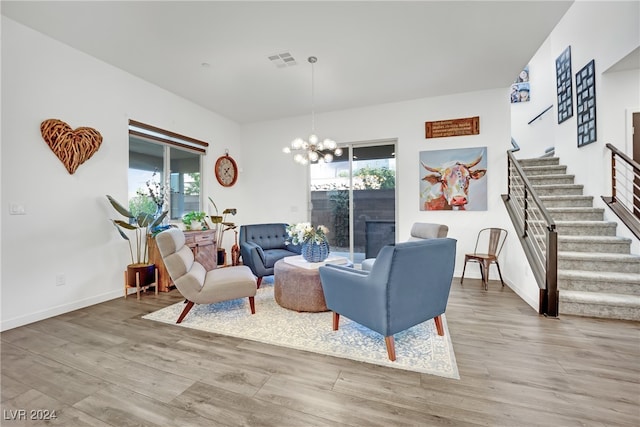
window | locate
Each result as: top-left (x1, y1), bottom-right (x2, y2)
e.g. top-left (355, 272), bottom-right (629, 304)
top-left (128, 120), bottom-right (208, 221)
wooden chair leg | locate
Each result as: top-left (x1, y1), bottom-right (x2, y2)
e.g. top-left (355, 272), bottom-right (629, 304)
top-left (123, 271), bottom-right (128, 299)
top-left (256, 277), bottom-right (263, 289)
top-left (248, 296), bottom-right (255, 314)
top-left (434, 315), bottom-right (444, 336)
top-left (332, 312), bottom-right (340, 331)
top-left (385, 336), bottom-right (396, 361)
top-left (177, 301), bottom-right (195, 323)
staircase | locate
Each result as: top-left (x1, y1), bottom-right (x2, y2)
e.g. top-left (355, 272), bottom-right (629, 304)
top-left (518, 157), bottom-right (640, 321)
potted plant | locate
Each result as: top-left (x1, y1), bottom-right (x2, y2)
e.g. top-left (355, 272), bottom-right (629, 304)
top-left (107, 195), bottom-right (168, 287)
top-left (208, 196), bottom-right (237, 265)
top-left (182, 211), bottom-right (208, 230)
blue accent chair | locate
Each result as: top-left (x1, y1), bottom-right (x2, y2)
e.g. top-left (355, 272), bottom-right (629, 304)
top-left (318, 238), bottom-right (457, 361)
top-left (239, 223), bottom-right (301, 288)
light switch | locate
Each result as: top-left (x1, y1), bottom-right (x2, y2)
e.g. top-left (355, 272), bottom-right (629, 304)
top-left (9, 202), bottom-right (26, 215)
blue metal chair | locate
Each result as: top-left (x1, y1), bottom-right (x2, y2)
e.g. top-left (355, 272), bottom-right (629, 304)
top-left (319, 238), bottom-right (457, 361)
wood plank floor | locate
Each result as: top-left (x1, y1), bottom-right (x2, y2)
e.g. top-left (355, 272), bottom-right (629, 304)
top-left (2, 278), bottom-right (639, 426)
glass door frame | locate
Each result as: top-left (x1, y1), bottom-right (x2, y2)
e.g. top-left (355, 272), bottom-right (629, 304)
top-left (309, 138), bottom-right (398, 264)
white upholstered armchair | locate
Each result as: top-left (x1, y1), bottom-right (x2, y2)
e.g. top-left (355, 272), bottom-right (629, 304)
top-left (155, 228), bottom-right (257, 323)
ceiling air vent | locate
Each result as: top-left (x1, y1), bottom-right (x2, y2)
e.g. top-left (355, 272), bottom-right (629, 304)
top-left (268, 52), bottom-right (297, 68)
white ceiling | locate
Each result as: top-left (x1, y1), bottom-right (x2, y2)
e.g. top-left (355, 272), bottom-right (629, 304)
top-left (2, 1), bottom-right (574, 124)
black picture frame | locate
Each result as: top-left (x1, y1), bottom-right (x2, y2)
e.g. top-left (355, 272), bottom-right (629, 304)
top-left (576, 59), bottom-right (597, 147)
top-left (556, 46), bottom-right (573, 124)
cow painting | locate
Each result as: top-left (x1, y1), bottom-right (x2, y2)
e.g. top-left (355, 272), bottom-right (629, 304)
top-left (420, 148), bottom-right (487, 211)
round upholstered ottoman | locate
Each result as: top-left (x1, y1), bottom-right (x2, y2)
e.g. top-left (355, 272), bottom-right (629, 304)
top-left (273, 258), bottom-right (328, 312)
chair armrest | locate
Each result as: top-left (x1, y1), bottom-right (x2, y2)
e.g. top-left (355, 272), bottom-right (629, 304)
top-left (321, 263), bottom-right (369, 276)
top-left (241, 241), bottom-right (265, 261)
top-left (240, 241), bottom-right (268, 277)
top-left (319, 265), bottom-right (385, 304)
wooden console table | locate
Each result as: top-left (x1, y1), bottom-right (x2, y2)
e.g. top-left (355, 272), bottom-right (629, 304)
top-left (148, 229), bottom-right (217, 292)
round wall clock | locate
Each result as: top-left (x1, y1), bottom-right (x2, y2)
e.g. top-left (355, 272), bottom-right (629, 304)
top-left (215, 154), bottom-right (238, 187)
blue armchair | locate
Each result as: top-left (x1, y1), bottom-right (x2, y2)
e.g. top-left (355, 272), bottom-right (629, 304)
top-left (239, 223), bottom-right (301, 288)
top-left (318, 238), bottom-right (457, 361)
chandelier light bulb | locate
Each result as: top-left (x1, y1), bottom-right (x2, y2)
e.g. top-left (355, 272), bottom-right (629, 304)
top-left (334, 147), bottom-right (343, 157)
top-left (282, 147), bottom-right (291, 154)
top-left (308, 151), bottom-right (319, 162)
top-left (324, 153), bottom-right (333, 162)
top-left (309, 134), bottom-right (318, 144)
top-left (292, 138), bottom-right (303, 149)
top-left (323, 139), bottom-right (336, 150)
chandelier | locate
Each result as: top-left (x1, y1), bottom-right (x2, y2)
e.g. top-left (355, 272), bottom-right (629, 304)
top-left (283, 56), bottom-right (342, 164)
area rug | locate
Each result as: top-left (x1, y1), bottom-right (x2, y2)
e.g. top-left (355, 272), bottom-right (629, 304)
top-left (143, 280), bottom-right (459, 379)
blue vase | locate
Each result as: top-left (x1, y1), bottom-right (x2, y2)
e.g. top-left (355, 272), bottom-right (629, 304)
top-left (301, 240), bottom-right (330, 262)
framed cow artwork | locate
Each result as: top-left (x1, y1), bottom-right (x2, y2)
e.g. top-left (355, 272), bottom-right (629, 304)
top-left (419, 147), bottom-right (488, 211)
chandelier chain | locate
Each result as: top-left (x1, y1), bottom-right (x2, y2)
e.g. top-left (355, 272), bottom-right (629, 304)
top-left (310, 57), bottom-right (315, 133)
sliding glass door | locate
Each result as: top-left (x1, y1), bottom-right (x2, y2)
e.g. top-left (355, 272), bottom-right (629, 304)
top-left (310, 141), bottom-right (396, 264)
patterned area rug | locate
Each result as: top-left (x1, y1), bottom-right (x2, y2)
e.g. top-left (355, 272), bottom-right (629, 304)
top-left (143, 279), bottom-right (459, 379)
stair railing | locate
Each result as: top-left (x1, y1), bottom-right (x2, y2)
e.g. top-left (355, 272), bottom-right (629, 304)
top-left (602, 143), bottom-right (640, 239)
top-left (504, 149), bottom-right (559, 317)
top-left (528, 104), bottom-right (553, 125)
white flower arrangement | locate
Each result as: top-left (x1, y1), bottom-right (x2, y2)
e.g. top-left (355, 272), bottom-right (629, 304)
top-left (286, 222), bottom-right (329, 245)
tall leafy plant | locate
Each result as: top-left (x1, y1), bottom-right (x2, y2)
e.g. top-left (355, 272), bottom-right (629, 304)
top-left (107, 195), bottom-right (168, 265)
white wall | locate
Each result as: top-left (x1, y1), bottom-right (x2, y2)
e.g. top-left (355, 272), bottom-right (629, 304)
top-left (511, 1), bottom-right (640, 252)
top-left (241, 90), bottom-right (541, 308)
top-left (1, 17), bottom-right (245, 330)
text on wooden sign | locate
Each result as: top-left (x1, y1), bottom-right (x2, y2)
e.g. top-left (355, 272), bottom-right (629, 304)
top-left (425, 116), bottom-right (480, 139)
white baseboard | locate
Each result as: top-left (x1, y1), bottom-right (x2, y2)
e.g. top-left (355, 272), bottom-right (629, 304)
top-left (454, 268), bottom-right (539, 312)
top-left (503, 278), bottom-right (538, 311)
top-left (0, 290), bottom-right (123, 332)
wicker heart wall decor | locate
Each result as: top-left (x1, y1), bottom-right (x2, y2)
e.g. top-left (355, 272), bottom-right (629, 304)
top-left (40, 118), bottom-right (103, 174)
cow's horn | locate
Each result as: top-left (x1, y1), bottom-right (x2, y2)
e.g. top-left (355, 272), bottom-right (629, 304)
top-left (421, 161), bottom-right (440, 172)
top-left (464, 155), bottom-right (483, 168)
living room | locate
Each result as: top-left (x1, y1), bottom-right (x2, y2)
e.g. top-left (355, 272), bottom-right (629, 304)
top-left (2, 1), bottom-right (639, 425)
top-left (2, 1), bottom-right (639, 331)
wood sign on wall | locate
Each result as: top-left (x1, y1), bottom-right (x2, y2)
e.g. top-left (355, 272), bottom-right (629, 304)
top-left (425, 116), bottom-right (480, 139)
